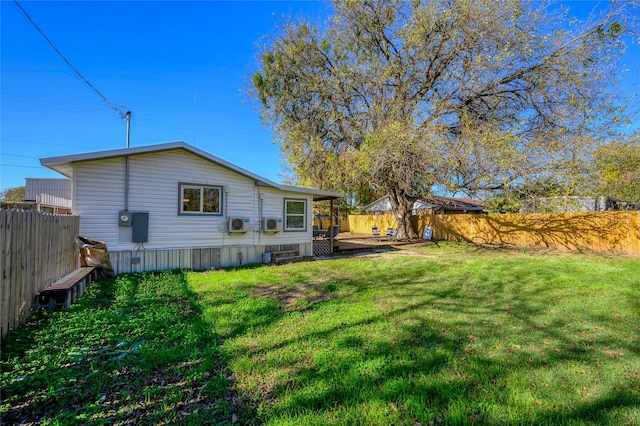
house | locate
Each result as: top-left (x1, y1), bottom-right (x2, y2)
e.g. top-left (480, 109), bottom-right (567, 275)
top-left (25, 178), bottom-right (73, 214)
top-left (41, 142), bottom-right (341, 274)
top-left (364, 195), bottom-right (485, 215)
top-left (1, 178), bottom-right (72, 214)
top-left (25, 178), bottom-right (72, 201)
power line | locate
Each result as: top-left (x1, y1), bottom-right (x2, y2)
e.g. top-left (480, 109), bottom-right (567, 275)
top-left (2, 153), bottom-right (40, 159)
top-left (0, 164), bottom-right (44, 169)
top-left (2, 88), bottom-right (116, 117)
top-left (12, 0), bottom-right (129, 120)
top-left (0, 137), bottom-right (88, 148)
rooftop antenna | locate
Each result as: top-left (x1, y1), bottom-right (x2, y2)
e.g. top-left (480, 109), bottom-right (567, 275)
top-left (103, 101), bottom-right (132, 148)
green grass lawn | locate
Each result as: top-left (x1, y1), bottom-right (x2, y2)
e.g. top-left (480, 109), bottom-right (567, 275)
top-left (2, 242), bottom-right (639, 425)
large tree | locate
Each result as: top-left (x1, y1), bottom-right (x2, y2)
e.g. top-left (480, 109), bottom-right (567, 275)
top-left (594, 136), bottom-right (640, 201)
top-left (253, 0), bottom-right (637, 238)
top-left (0, 186), bottom-right (25, 202)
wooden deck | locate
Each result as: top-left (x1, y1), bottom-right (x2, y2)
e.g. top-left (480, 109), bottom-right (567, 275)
top-left (317, 233), bottom-right (426, 256)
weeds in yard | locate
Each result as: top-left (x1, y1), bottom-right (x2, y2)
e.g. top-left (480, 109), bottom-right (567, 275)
top-left (1, 270), bottom-right (249, 425)
top-left (2, 242), bottom-right (639, 425)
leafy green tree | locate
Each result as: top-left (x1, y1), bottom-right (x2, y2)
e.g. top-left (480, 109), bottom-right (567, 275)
top-left (594, 137), bottom-right (640, 201)
top-left (253, 0), bottom-right (637, 238)
top-left (486, 178), bottom-right (564, 212)
top-left (0, 186), bottom-right (25, 202)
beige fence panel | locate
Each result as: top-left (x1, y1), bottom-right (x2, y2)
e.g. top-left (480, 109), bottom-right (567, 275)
top-left (1, 210), bottom-right (80, 339)
top-left (350, 211), bottom-right (640, 257)
top-left (348, 214), bottom-right (398, 234)
top-left (414, 211), bottom-right (640, 257)
top-left (313, 219), bottom-right (350, 232)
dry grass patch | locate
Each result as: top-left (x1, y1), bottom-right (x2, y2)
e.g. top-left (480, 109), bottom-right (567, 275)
top-left (253, 284), bottom-right (333, 310)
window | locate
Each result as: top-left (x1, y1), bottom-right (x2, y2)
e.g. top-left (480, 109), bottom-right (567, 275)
top-left (284, 198), bottom-right (307, 231)
top-left (179, 183), bottom-right (222, 215)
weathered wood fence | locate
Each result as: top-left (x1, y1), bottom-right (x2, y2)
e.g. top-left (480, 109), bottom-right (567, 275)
top-left (349, 211), bottom-right (640, 257)
top-left (1, 210), bottom-right (80, 339)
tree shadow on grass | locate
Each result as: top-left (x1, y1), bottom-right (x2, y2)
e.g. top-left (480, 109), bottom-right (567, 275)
top-left (0, 270), bottom-right (260, 425)
top-left (232, 255), bottom-right (640, 425)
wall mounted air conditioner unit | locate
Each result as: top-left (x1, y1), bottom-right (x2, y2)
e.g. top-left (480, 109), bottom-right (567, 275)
top-left (227, 217), bottom-right (250, 233)
top-left (262, 217), bottom-right (282, 233)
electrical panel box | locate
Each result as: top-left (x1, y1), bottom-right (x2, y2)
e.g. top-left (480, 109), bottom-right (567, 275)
top-left (119, 211), bottom-right (133, 226)
top-left (132, 212), bottom-right (149, 242)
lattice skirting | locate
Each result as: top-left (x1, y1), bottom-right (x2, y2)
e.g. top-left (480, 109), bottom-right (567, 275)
top-left (313, 240), bottom-right (331, 256)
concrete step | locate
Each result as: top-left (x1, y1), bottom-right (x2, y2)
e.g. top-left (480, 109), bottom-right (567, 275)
top-left (273, 255), bottom-right (304, 265)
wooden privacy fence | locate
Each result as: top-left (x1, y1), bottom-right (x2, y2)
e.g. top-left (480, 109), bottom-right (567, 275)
top-left (1, 210), bottom-right (80, 339)
top-left (349, 211), bottom-right (640, 257)
top-left (313, 219), bottom-right (350, 232)
top-left (348, 215), bottom-right (398, 234)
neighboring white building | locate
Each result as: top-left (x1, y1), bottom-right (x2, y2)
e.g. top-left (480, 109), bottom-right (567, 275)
top-left (25, 178), bottom-right (72, 201)
top-left (11, 178), bottom-right (74, 214)
top-left (518, 196), bottom-right (640, 213)
top-left (518, 196), bottom-right (607, 213)
top-left (41, 142), bottom-right (341, 274)
top-left (364, 195), bottom-right (485, 215)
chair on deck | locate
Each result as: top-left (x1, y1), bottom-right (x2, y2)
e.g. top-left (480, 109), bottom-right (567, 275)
top-left (387, 227), bottom-right (398, 241)
top-left (325, 225), bottom-right (340, 239)
top-left (372, 227), bottom-right (380, 241)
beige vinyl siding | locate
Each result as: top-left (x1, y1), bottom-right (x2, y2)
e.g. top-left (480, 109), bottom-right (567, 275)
top-left (73, 149), bottom-right (313, 253)
top-left (256, 187), bottom-right (313, 244)
top-left (124, 150), bottom-right (255, 249)
top-left (74, 158), bottom-right (125, 247)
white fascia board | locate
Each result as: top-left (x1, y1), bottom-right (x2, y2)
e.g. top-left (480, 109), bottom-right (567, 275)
top-left (39, 141), bottom-right (279, 186)
top-left (40, 141), bottom-right (343, 199)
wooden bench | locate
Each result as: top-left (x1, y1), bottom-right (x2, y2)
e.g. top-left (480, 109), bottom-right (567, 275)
top-left (36, 267), bottom-right (97, 310)
top-left (270, 250), bottom-right (303, 265)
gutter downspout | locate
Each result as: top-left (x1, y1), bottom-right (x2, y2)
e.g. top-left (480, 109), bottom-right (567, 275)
top-left (124, 156), bottom-right (129, 211)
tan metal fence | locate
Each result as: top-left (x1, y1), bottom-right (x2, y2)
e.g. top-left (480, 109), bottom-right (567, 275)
top-left (1, 210), bottom-right (80, 339)
top-left (349, 211), bottom-right (640, 257)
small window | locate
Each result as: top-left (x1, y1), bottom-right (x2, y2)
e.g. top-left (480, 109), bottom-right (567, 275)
top-left (284, 198), bottom-right (307, 231)
top-left (179, 183), bottom-right (223, 215)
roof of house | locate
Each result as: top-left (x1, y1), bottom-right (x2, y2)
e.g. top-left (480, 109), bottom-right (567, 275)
top-left (417, 196), bottom-right (485, 210)
top-left (364, 194), bottom-right (485, 211)
top-left (40, 141), bottom-right (342, 201)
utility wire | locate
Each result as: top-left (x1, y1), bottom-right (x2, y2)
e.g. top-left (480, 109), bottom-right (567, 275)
top-left (2, 153), bottom-right (40, 159)
top-left (13, 0), bottom-right (129, 119)
top-left (0, 164), bottom-right (45, 169)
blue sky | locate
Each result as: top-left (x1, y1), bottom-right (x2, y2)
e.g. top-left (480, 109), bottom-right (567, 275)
top-left (1, 1), bottom-right (638, 193)
top-left (1, 0), bottom-right (330, 191)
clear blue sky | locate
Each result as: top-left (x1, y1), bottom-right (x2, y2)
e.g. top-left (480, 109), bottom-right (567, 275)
top-left (1, 0), bottom-right (331, 191)
top-left (1, 1), bottom-right (638, 193)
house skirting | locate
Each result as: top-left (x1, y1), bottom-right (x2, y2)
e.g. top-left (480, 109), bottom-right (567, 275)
top-left (109, 243), bottom-right (312, 275)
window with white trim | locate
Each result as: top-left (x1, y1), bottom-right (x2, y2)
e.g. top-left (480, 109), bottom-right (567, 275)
top-left (179, 183), bottom-right (223, 215)
top-left (284, 198), bottom-right (307, 231)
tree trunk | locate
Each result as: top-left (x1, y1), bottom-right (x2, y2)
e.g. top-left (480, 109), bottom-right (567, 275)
top-left (387, 186), bottom-right (419, 240)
